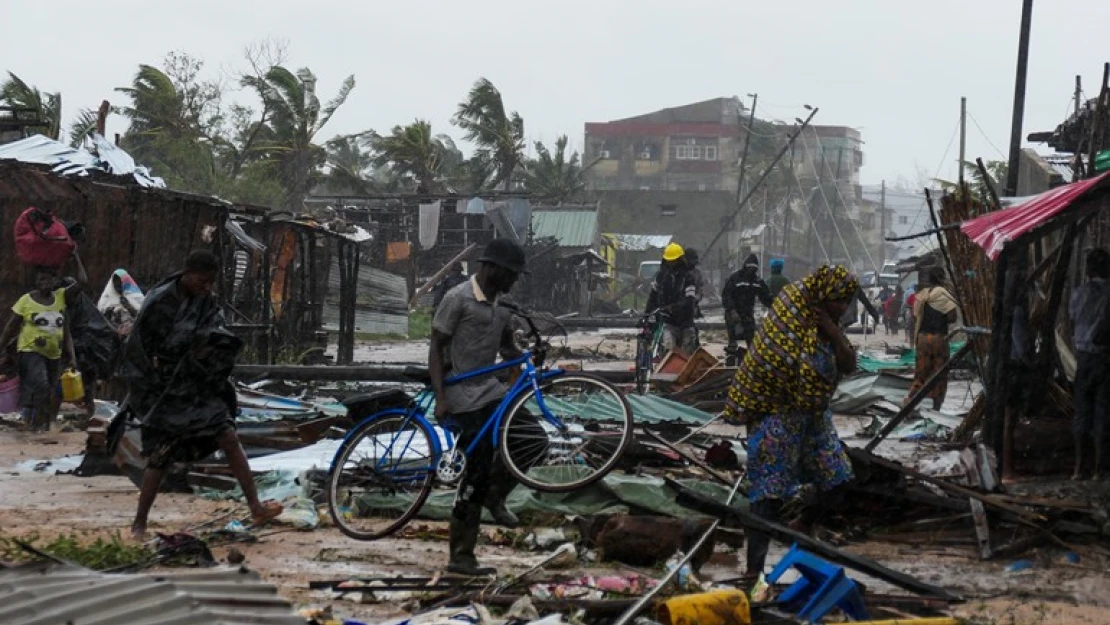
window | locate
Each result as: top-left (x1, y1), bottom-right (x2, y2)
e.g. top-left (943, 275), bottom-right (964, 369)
top-left (704, 145), bottom-right (718, 161)
top-left (660, 204), bottom-right (677, 217)
top-left (898, 215), bottom-right (909, 225)
top-left (675, 145), bottom-right (702, 160)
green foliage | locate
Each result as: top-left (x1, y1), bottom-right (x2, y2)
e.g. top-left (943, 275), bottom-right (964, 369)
top-left (453, 78), bottom-right (524, 191)
top-left (521, 135), bottom-right (598, 204)
top-left (1, 72), bottom-right (62, 139)
top-left (408, 308), bottom-right (432, 340)
top-left (934, 160), bottom-right (1007, 205)
top-left (0, 532), bottom-right (152, 570)
top-left (367, 120), bottom-right (462, 193)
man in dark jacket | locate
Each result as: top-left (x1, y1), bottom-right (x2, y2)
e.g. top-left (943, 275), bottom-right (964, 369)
top-left (646, 243), bottom-right (699, 356)
top-left (721, 254), bottom-right (772, 365)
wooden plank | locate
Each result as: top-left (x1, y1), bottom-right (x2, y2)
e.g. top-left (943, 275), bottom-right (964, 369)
top-left (848, 448), bottom-right (1046, 524)
top-left (668, 479), bottom-right (962, 601)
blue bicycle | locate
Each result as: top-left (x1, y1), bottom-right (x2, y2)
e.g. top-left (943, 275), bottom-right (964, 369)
top-left (326, 309), bottom-right (635, 541)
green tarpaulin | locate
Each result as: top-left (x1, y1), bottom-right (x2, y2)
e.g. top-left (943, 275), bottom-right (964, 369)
top-left (858, 342), bottom-right (966, 372)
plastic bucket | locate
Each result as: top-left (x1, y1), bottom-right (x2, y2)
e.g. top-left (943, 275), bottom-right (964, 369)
top-left (658, 589), bottom-right (752, 625)
top-left (0, 377), bottom-right (20, 414)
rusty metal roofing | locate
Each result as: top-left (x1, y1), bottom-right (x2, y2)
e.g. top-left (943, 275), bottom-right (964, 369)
top-left (0, 561), bottom-right (304, 625)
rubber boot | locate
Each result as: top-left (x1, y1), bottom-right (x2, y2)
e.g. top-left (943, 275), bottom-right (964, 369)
top-left (483, 483), bottom-right (520, 528)
top-left (446, 503), bottom-right (496, 576)
top-left (745, 499), bottom-right (782, 577)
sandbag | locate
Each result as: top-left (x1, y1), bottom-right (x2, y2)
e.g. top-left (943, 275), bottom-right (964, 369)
top-left (14, 206), bottom-right (75, 268)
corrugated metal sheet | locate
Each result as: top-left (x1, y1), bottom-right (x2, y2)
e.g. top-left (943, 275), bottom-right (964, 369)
top-left (603, 233), bottom-right (672, 251)
top-left (0, 562), bottom-right (303, 625)
top-left (0, 134), bottom-right (164, 187)
top-left (962, 170), bottom-right (1110, 259)
top-left (323, 258), bottom-right (409, 336)
top-left (531, 208), bottom-right (599, 248)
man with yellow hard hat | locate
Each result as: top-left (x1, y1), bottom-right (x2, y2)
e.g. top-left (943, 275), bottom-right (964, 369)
top-left (646, 242), bottom-right (699, 355)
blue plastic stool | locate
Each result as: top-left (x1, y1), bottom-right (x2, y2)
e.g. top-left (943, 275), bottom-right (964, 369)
top-left (767, 544), bottom-right (870, 622)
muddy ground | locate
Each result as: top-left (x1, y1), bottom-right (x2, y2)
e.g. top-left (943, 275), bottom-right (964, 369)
top-left (2, 332), bottom-right (1109, 624)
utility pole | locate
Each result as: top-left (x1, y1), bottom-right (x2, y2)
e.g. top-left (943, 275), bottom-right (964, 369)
top-left (1004, 0), bottom-right (1035, 197)
top-left (735, 94), bottom-right (759, 207)
top-left (959, 97), bottom-right (967, 185)
top-left (878, 180), bottom-right (887, 271)
top-left (1075, 75), bottom-right (1083, 117)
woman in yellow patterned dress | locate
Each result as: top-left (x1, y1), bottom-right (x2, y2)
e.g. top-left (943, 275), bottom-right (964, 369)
top-left (723, 265), bottom-right (859, 578)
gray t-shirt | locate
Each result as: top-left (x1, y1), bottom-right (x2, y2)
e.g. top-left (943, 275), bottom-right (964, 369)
top-left (1071, 278), bottom-right (1110, 354)
top-left (432, 277), bottom-right (513, 413)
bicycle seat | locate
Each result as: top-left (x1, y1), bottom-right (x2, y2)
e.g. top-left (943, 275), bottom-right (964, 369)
top-left (403, 365), bottom-right (432, 384)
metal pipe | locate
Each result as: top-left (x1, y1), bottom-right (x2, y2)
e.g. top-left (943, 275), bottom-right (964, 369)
top-left (611, 471), bottom-right (746, 625)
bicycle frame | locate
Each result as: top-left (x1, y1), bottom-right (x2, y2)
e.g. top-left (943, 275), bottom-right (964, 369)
top-left (344, 351), bottom-right (567, 474)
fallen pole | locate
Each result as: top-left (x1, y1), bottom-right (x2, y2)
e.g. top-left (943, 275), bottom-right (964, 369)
top-left (668, 480), bottom-right (962, 601)
top-left (235, 364), bottom-right (635, 384)
top-left (642, 427), bottom-right (733, 486)
top-left (611, 468), bottom-right (747, 625)
top-left (409, 243), bottom-right (479, 308)
top-left (864, 342), bottom-right (973, 452)
top-left (559, 318), bottom-right (727, 331)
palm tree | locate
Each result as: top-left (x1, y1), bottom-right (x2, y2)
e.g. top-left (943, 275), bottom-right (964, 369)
top-left (116, 64), bottom-right (218, 192)
top-left (521, 135), bottom-right (598, 204)
top-left (245, 66), bottom-right (355, 208)
top-left (324, 134), bottom-right (374, 195)
top-left (68, 108), bottom-right (99, 148)
top-left (367, 120), bottom-right (458, 194)
top-left (453, 78), bottom-right (524, 191)
top-left (1, 72), bottom-right (61, 140)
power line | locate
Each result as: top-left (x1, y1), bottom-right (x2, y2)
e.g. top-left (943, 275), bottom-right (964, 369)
top-left (807, 131), bottom-right (880, 274)
top-left (792, 171), bottom-right (832, 265)
top-left (906, 117), bottom-right (960, 236)
top-left (966, 110), bottom-right (1008, 160)
top-left (797, 133), bottom-right (856, 272)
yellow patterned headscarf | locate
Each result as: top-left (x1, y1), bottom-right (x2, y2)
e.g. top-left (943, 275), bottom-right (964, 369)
top-left (723, 265), bottom-right (858, 422)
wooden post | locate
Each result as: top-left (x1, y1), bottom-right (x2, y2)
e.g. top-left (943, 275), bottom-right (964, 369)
top-left (983, 249), bottom-right (1011, 447)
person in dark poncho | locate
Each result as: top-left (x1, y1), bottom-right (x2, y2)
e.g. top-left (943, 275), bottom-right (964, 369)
top-left (721, 254), bottom-right (772, 365)
top-left (122, 250), bottom-right (281, 538)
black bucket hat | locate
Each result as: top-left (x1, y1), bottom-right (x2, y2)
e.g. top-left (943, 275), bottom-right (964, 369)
top-left (478, 238), bottom-right (528, 274)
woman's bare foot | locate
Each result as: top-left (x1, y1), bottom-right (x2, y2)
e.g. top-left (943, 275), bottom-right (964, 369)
top-left (130, 523), bottom-right (147, 540)
top-left (249, 500), bottom-right (283, 527)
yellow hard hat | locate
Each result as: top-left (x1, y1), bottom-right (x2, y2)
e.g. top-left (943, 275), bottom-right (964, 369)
top-left (662, 242), bottom-right (685, 261)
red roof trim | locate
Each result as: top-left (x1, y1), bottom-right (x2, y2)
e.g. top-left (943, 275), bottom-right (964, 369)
top-left (961, 171), bottom-right (1110, 260)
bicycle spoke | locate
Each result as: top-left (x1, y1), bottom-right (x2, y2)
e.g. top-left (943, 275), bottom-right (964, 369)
top-left (500, 374), bottom-right (634, 493)
top-left (328, 414), bottom-right (437, 540)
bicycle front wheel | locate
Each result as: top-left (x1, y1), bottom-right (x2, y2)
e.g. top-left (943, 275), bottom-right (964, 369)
top-left (634, 338), bottom-right (652, 395)
top-left (327, 412), bottom-right (437, 540)
top-left (499, 373), bottom-right (634, 493)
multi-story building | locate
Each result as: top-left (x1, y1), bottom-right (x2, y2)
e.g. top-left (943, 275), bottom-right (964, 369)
top-left (585, 98), bottom-right (867, 270)
top-left (584, 97), bottom-right (747, 192)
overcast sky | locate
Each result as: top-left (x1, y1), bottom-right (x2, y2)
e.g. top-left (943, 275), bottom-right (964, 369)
top-left (4, 0), bottom-right (1107, 188)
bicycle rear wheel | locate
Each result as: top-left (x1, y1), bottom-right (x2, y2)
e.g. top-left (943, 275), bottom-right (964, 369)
top-left (327, 411), bottom-right (437, 540)
top-left (499, 373), bottom-right (634, 493)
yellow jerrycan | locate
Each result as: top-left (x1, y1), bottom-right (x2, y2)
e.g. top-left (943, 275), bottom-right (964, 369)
top-left (61, 369), bottom-right (85, 403)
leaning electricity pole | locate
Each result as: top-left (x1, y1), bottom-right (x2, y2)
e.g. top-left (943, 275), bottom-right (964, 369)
top-left (1004, 0), bottom-right (1035, 196)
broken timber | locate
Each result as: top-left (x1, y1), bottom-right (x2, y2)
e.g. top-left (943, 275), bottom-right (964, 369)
top-left (668, 479), bottom-right (962, 602)
top-left (235, 364), bottom-right (635, 384)
top-left (864, 342), bottom-right (973, 453)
